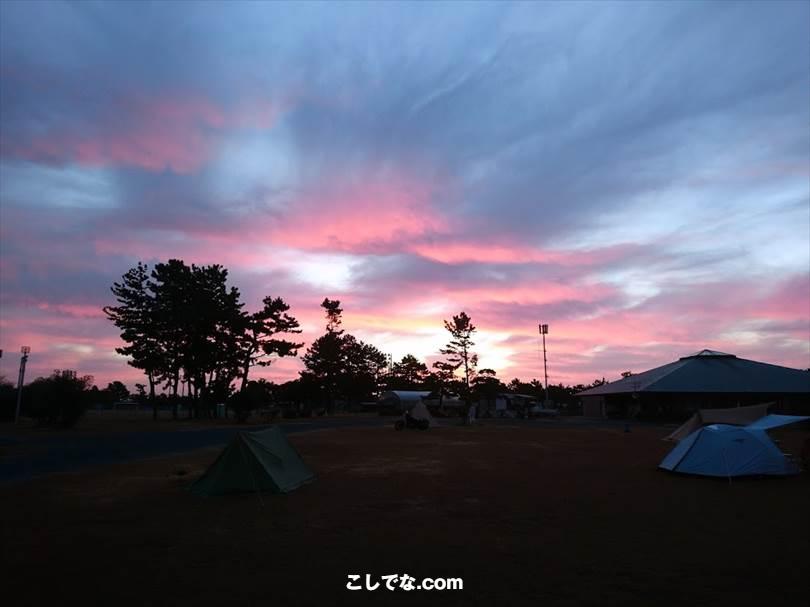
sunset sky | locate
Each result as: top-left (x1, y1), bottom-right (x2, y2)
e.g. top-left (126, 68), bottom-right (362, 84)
top-left (1, 1), bottom-right (808, 390)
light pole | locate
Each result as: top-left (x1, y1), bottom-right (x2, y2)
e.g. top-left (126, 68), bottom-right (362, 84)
top-left (539, 324), bottom-right (549, 406)
top-left (15, 346), bottom-right (31, 425)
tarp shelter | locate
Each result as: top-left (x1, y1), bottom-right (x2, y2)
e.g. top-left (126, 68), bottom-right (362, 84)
top-left (659, 415), bottom-right (810, 478)
top-left (377, 391), bottom-right (432, 413)
top-left (409, 401), bottom-right (440, 427)
top-left (664, 402), bottom-right (771, 442)
top-left (191, 427), bottom-right (315, 496)
top-left (747, 414), bottom-right (808, 431)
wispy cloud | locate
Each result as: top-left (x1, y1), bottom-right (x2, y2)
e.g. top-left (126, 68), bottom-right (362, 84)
top-left (1, 0), bottom-right (808, 386)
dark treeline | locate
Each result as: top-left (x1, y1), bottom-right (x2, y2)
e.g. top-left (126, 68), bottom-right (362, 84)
top-left (1, 369), bottom-right (99, 427)
top-left (102, 260), bottom-right (395, 421)
top-left (100, 260), bottom-right (520, 421)
top-left (0, 258), bottom-right (604, 425)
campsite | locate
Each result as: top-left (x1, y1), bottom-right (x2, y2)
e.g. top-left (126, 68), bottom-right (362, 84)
top-left (2, 1), bottom-right (809, 605)
top-left (2, 417), bottom-right (809, 606)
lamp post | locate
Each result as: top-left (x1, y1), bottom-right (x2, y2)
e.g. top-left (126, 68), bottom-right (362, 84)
top-left (15, 346), bottom-right (31, 425)
top-left (538, 324), bottom-right (549, 406)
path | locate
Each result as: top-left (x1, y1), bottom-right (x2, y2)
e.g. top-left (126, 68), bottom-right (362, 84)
top-left (0, 417), bottom-right (386, 484)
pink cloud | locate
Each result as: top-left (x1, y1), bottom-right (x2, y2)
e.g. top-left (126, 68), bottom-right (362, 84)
top-left (410, 241), bottom-right (552, 264)
top-left (86, 169), bottom-right (449, 264)
top-left (751, 275), bottom-right (810, 321)
top-left (408, 240), bottom-right (643, 266)
top-left (33, 302), bottom-right (106, 319)
top-left (448, 283), bottom-right (615, 308)
top-left (2, 91), bottom-right (282, 173)
top-left (268, 177), bottom-right (446, 252)
top-left (0, 307), bottom-right (123, 385)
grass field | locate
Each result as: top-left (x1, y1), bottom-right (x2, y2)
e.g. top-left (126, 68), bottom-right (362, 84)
top-left (2, 424), bottom-right (808, 606)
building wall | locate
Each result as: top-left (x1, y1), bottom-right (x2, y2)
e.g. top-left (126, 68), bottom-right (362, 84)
top-left (583, 392), bottom-right (809, 420)
top-left (581, 395), bottom-right (605, 418)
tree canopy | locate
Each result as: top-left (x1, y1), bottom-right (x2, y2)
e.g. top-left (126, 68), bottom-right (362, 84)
top-left (105, 259), bottom-right (301, 419)
top-left (389, 354), bottom-right (429, 390)
top-left (302, 298), bottom-right (387, 410)
top-left (435, 311), bottom-right (479, 401)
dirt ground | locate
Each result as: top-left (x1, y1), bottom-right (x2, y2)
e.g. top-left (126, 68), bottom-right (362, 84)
top-left (2, 424), bottom-right (808, 606)
top-left (3, 409), bottom-right (368, 437)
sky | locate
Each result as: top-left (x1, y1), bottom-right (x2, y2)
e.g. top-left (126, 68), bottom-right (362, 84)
top-left (1, 0), bottom-right (808, 390)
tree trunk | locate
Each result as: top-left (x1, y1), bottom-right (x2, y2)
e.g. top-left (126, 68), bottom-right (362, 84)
top-left (148, 374), bottom-right (157, 421)
top-left (172, 372), bottom-right (179, 420)
top-left (240, 354), bottom-right (252, 392)
top-left (462, 346), bottom-right (470, 393)
top-left (199, 374), bottom-right (209, 419)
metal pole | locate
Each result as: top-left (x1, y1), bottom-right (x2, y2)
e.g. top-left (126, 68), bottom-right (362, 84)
top-left (542, 331), bottom-right (548, 406)
top-left (15, 347), bottom-right (30, 425)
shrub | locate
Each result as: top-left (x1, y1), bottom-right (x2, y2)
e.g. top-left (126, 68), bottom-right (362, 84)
top-left (26, 370), bottom-right (92, 427)
top-left (0, 378), bottom-right (16, 422)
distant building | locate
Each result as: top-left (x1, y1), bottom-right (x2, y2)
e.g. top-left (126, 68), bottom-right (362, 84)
top-left (577, 349), bottom-right (810, 419)
top-left (478, 393), bottom-right (537, 417)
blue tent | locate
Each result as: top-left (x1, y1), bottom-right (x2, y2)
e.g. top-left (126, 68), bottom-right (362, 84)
top-left (660, 415), bottom-right (809, 477)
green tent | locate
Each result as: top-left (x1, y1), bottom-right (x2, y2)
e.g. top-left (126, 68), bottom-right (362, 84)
top-left (190, 427), bottom-right (315, 496)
